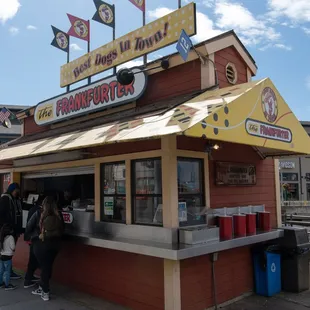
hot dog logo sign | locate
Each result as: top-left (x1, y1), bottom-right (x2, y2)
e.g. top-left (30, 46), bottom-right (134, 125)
top-left (245, 87), bottom-right (292, 143)
top-left (34, 68), bottom-right (147, 126)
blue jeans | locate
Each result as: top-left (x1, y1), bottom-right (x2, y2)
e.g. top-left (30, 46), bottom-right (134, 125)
top-left (0, 259), bottom-right (12, 287)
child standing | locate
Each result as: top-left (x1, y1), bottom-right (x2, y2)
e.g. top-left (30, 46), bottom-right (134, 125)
top-left (0, 224), bottom-right (17, 290)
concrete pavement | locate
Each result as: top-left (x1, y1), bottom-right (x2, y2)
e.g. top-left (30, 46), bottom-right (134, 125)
top-left (0, 280), bottom-right (129, 310)
top-left (222, 291), bottom-right (310, 310)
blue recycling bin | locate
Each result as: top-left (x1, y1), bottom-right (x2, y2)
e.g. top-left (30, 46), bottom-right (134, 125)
top-left (253, 251), bottom-right (281, 297)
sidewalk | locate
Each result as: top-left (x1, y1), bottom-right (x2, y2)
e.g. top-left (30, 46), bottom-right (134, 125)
top-left (222, 291), bottom-right (310, 310)
top-left (0, 280), bottom-right (129, 310)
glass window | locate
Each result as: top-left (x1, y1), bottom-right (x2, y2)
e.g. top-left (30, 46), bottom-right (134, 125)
top-left (132, 159), bottom-right (162, 225)
top-left (101, 162), bottom-right (126, 223)
top-left (178, 158), bottom-right (205, 227)
top-left (282, 183), bottom-right (299, 201)
top-left (307, 184), bottom-right (310, 201)
top-left (282, 173), bottom-right (298, 182)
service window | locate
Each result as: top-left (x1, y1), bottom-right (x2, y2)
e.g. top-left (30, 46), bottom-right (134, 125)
top-left (101, 162), bottom-right (126, 223)
top-left (282, 183), bottom-right (299, 201)
top-left (178, 158), bottom-right (205, 226)
top-left (132, 158), bottom-right (162, 225)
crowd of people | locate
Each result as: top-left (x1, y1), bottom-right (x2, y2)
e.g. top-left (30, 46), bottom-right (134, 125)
top-left (0, 183), bottom-right (64, 302)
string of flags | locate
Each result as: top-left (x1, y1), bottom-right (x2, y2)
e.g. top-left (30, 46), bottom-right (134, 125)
top-left (51, 0), bottom-right (148, 54)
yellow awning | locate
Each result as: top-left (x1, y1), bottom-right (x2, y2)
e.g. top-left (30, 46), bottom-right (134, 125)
top-left (184, 78), bottom-right (310, 156)
top-left (0, 77), bottom-right (309, 162)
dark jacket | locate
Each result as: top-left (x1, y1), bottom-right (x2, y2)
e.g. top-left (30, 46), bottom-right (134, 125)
top-left (25, 210), bottom-right (65, 243)
top-left (24, 205), bottom-right (41, 242)
top-left (0, 193), bottom-right (23, 236)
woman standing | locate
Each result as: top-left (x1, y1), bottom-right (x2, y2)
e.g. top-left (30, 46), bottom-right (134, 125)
top-left (25, 196), bottom-right (64, 301)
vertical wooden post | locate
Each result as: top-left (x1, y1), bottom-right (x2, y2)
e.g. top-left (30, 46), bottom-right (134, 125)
top-left (10, 172), bottom-right (20, 185)
top-left (274, 159), bottom-right (282, 227)
top-left (161, 135), bottom-right (178, 228)
top-left (95, 163), bottom-right (101, 222)
top-left (164, 259), bottom-right (181, 310)
top-left (125, 159), bottom-right (132, 225)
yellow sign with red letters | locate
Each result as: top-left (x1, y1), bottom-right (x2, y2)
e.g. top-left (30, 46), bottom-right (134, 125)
top-left (60, 2), bottom-right (196, 87)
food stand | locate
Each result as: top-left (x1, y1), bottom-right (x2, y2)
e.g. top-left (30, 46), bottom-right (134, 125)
top-left (0, 4), bottom-right (310, 310)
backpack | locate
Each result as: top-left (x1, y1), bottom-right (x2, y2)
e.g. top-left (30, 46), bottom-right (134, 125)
top-left (39, 215), bottom-right (64, 241)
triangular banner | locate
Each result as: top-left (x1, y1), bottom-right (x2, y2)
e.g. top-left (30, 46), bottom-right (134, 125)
top-left (92, 0), bottom-right (115, 28)
top-left (129, 0), bottom-right (145, 12)
top-left (51, 26), bottom-right (69, 53)
top-left (67, 14), bottom-right (90, 42)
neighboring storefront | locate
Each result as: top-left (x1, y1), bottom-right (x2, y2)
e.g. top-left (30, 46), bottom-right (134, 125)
top-left (0, 7), bottom-right (310, 310)
top-left (279, 122), bottom-right (310, 204)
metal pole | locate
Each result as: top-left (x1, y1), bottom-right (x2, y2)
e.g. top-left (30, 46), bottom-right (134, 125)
top-left (67, 36), bottom-right (70, 93)
top-left (113, 5), bottom-right (116, 75)
top-left (143, 10), bottom-right (147, 65)
top-left (88, 20), bottom-right (91, 85)
top-left (178, 0), bottom-right (182, 8)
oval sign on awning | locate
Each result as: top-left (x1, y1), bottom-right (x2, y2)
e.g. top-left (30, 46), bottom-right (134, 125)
top-left (34, 67), bottom-right (147, 126)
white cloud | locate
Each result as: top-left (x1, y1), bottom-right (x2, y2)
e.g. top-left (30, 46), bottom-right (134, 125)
top-left (302, 27), bottom-right (310, 35)
top-left (117, 60), bottom-right (144, 70)
top-left (0, 0), bottom-right (21, 24)
top-left (9, 26), bottom-right (19, 36)
top-left (70, 43), bottom-right (83, 51)
top-left (274, 43), bottom-right (292, 50)
top-left (213, 1), bottom-right (281, 46)
top-left (26, 25), bottom-right (37, 30)
top-left (268, 0), bottom-right (310, 23)
top-left (306, 76), bottom-right (310, 90)
top-left (259, 43), bottom-right (292, 51)
top-left (192, 12), bottom-right (222, 42)
top-left (148, 7), bottom-right (173, 19)
top-left (203, 0), bottom-right (215, 8)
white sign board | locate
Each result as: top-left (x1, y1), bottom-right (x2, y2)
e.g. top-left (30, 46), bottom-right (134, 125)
top-left (34, 68), bottom-right (147, 126)
top-left (279, 161), bottom-right (295, 169)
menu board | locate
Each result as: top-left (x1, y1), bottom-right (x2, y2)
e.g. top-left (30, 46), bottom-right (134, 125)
top-left (215, 162), bottom-right (256, 186)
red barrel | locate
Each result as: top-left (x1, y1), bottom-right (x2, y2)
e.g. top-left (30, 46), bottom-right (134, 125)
top-left (258, 211), bottom-right (271, 232)
top-left (219, 215), bottom-right (233, 241)
top-left (246, 213), bottom-right (256, 236)
top-left (233, 214), bottom-right (246, 238)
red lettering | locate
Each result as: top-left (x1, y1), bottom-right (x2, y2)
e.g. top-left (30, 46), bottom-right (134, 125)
top-left (101, 84), bottom-right (109, 103)
top-left (74, 93), bottom-right (81, 111)
top-left (87, 89), bottom-right (93, 107)
top-left (56, 100), bottom-right (62, 117)
top-left (62, 98), bottom-right (69, 115)
top-left (117, 83), bottom-right (125, 98)
top-left (68, 96), bottom-right (75, 113)
top-left (93, 86), bottom-right (101, 105)
top-left (109, 81), bottom-right (117, 101)
top-left (81, 92), bottom-right (87, 108)
top-left (124, 83), bottom-right (135, 96)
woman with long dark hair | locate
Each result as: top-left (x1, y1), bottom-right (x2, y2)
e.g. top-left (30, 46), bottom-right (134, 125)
top-left (26, 196), bottom-right (64, 301)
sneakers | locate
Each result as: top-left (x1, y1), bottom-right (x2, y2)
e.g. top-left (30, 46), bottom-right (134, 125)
top-left (5, 284), bottom-right (17, 291)
top-left (41, 292), bottom-right (50, 302)
top-left (10, 271), bottom-right (22, 280)
top-left (32, 286), bottom-right (43, 296)
top-left (32, 275), bottom-right (40, 282)
top-left (24, 281), bottom-right (37, 289)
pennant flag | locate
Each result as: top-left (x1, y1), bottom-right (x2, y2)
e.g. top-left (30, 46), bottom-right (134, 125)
top-left (129, 0), bottom-right (145, 12)
top-left (51, 26), bottom-right (69, 53)
top-left (92, 0), bottom-right (115, 28)
top-left (0, 108), bottom-right (10, 123)
top-left (67, 14), bottom-right (90, 41)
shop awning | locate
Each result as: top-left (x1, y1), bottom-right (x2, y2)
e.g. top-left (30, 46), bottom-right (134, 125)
top-left (0, 77), bottom-right (309, 162)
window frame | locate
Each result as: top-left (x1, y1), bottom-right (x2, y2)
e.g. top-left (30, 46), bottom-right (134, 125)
top-left (100, 161), bottom-right (126, 224)
top-left (131, 157), bottom-right (163, 226)
top-left (177, 157), bottom-right (205, 226)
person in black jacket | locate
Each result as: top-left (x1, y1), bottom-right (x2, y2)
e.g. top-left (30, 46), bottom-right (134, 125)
top-left (0, 183), bottom-right (23, 280)
top-left (26, 196), bottom-right (64, 302)
top-left (23, 201), bottom-right (42, 288)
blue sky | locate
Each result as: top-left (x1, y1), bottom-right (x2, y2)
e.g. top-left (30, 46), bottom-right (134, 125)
top-left (0, 0), bottom-right (310, 120)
